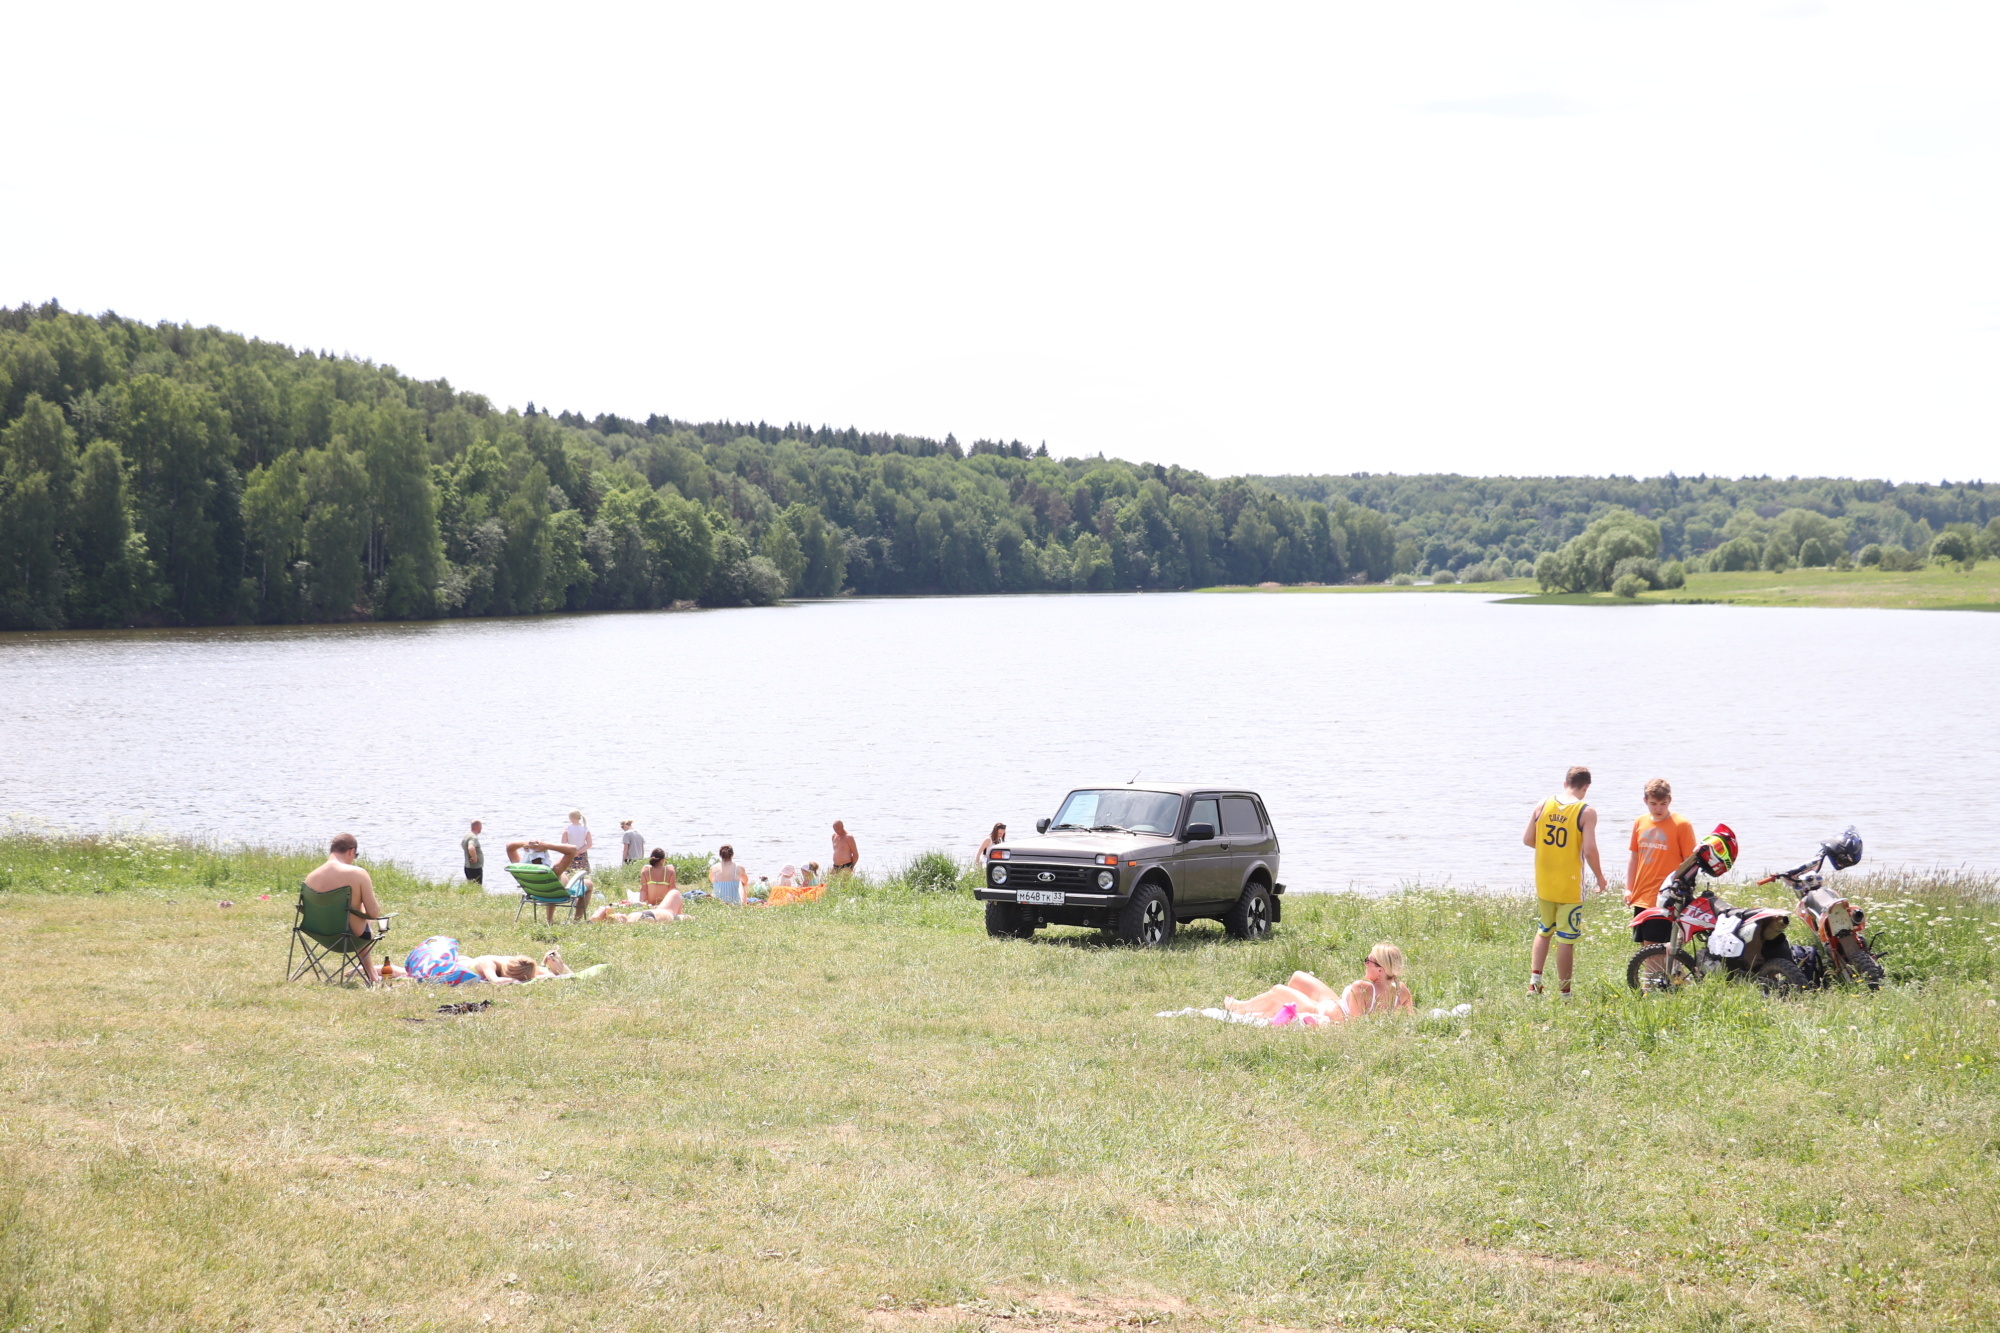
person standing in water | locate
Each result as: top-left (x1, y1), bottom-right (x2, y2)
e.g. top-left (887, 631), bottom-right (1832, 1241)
top-left (1522, 765), bottom-right (1607, 998)
top-left (831, 821), bottom-right (859, 876)
top-left (460, 820), bottom-right (484, 885)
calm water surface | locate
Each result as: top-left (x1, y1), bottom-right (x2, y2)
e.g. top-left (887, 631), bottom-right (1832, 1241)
top-left (1, 593), bottom-right (1993, 891)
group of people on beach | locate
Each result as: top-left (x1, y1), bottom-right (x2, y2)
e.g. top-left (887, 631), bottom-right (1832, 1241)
top-left (309, 766), bottom-right (1688, 1005)
top-left (297, 811), bottom-right (867, 983)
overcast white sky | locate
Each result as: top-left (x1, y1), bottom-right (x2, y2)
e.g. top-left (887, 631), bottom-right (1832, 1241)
top-left (4, 1), bottom-right (1996, 481)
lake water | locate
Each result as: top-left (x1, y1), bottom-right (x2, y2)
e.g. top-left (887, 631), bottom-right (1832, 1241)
top-left (1, 593), bottom-right (1994, 893)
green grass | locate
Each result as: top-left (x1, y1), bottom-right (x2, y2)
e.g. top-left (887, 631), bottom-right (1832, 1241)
top-left (3, 836), bottom-right (1999, 1331)
top-left (1205, 564), bottom-right (2000, 610)
top-left (1504, 564), bottom-right (2000, 611)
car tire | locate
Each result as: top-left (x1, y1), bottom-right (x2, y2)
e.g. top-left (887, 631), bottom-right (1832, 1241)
top-left (985, 900), bottom-right (1036, 939)
top-left (1224, 881), bottom-right (1274, 941)
top-left (1115, 883), bottom-right (1176, 948)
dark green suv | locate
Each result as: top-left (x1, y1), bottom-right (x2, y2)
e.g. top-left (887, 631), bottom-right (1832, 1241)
top-left (973, 784), bottom-right (1283, 946)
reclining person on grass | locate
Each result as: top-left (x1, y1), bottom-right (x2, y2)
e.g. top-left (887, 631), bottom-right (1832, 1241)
top-left (506, 838), bottom-right (594, 922)
top-left (383, 938), bottom-right (574, 984)
top-left (588, 849), bottom-right (687, 923)
top-left (1223, 942), bottom-right (1414, 1024)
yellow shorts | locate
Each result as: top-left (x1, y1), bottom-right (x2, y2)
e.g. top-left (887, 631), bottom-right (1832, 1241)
top-left (1536, 897), bottom-right (1584, 941)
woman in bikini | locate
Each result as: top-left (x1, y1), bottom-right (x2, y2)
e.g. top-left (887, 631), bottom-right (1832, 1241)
top-left (391, 939), bottom-right (572, 984)
top-left (1224, 942), bottom-right (1413, 1022)
top-left (591, 850), bottom-right (687, 923)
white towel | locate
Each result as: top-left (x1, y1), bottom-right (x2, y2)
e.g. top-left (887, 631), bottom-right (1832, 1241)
top-left (1155, 1007), bottom-right (1272, 1027)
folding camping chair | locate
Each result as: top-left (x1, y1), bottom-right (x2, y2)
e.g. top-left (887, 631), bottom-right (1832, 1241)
top-left (508, 862), bottom-right (591, 924)
top-left (286, 883), bottom-right (394, 985)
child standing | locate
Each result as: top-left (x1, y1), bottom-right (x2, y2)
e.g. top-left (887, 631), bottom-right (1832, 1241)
top-left (1626, 778), bottom-right (1696, 942)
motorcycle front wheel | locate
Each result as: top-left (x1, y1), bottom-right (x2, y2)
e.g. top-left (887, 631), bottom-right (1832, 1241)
top-left (1754, 957), bottom-right (1807, 995)
top-left (1839, 946), bottom-right (1886, 990)
top-left (1627, 945), bottom-right (1700, 992)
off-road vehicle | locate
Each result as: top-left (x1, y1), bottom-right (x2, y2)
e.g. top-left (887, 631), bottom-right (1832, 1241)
top-left (973, 784), bottom-right (1283, 946)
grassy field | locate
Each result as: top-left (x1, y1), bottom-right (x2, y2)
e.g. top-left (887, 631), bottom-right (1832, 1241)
top-left (1204, 564), bottom-right (2000, 611)
top-left (1510, 565), bottom-right (2000, 611)
top-left (3, 838), bottom-right (1999, 1332)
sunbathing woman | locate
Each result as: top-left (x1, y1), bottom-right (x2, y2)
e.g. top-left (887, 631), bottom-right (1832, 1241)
top-left (708, 845), bottom-right (749, 905)
top-left (1224, 942), bottom-right (1414, 1022)
top-left (393, 938), bottom-right (573, 984)
top-left (590, 850), bottom-right (687, 924)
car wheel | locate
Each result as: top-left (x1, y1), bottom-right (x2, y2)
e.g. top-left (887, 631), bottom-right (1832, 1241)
top-left (1115, 883), bottom-right (1176, 948)
top-left (1224, 881), bottom-right (1273, 941)
top-left (985, 900), bottom-right (1036, 939)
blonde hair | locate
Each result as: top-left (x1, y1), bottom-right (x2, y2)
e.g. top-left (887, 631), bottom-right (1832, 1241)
top-left (1366, 942), bottom-right (1406, 983)
top-left (568, 810), bottom-right (584, 823)
top-left (500, 957), bottom-right (537, 981)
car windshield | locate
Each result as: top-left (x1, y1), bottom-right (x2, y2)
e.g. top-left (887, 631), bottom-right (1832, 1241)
top-left (1050, 789), bottom-right (1183, 835)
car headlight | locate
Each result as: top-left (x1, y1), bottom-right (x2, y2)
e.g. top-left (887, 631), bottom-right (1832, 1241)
top-left (1096, 869), bottom-right (1115, 890)
top-left (990, 865), bottom-right (1008, 886)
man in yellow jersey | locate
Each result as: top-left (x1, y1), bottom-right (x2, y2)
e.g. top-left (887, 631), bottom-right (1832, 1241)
top-left (1521, 765), bottom-right (1607, 997)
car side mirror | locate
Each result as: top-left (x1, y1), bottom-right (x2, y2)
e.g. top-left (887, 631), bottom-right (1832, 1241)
top-left (1035, 818), bottom-right (1050, 834)
top-left (1184, 823), bottom-right (1214, 841)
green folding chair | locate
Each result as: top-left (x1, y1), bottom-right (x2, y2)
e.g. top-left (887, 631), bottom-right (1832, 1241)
top-left (508, 862), bottom-right (591, 924)
top-left (287, 883), bottom-right (394, 986)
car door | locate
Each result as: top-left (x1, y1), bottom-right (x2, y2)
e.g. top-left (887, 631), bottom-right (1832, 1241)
top-left (1173, 795), bottom-right (1228, 905)
top-left (1218, 795), bottom-right (1270, 901)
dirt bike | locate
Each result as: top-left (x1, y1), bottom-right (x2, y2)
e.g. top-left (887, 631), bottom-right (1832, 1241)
top-left (1627, 823), bottom-right (1804, 993)
top-left (1626, 870), bottom-right (1722, 991)
top-left (1757, 826), bottom-right (1883, 989)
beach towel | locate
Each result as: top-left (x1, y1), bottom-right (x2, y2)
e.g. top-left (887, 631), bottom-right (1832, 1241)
top-left (405, 936), bottom-right (482, 985)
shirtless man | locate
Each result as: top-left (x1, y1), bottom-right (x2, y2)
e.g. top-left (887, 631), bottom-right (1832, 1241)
top-left (303, 832), bottom-right (390, 982)
top-left (506, 838), bottom-right (593, 922)
top-left (831, 820), bottom-right (859, 876)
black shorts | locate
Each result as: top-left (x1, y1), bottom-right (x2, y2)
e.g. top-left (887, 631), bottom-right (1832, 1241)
top-left (464, 866), bottom-right (483, 884)
top-left (1631, 906), bottom-right (1670, 944)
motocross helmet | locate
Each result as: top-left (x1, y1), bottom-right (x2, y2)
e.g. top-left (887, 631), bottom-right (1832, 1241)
top-left (1695, 824), bottom-right (1738, 878)
top-left (1821, 826), bottom-right (1863, 870)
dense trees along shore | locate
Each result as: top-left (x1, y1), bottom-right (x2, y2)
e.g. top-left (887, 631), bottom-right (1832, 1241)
top-left (0, 302), bottom-right (1994, 630)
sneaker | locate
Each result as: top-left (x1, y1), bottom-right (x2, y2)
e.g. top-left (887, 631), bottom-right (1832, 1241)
top-left (1527, 981), bottom-right (1544, 997)
top-left (1559, 986), bottom-right (1574, 1000)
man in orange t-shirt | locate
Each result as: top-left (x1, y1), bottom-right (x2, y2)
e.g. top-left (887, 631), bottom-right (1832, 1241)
top-left (1627, 778), bottom-right (1696, 941)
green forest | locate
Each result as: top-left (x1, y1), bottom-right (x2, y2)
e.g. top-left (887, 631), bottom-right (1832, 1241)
top-left (1, 301), bottom-right (1994, 630)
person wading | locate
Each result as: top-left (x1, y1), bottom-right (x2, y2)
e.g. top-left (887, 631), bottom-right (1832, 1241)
top-left (1523, 765), bottom-right (1607, 998)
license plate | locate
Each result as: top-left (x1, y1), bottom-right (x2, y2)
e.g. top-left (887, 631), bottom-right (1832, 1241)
top-left (1017, 889), bottom-right (1065, 905)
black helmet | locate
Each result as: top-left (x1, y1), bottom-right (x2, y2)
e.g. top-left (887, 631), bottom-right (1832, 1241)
top-left (1821, 826), bottom-right (1863, 870)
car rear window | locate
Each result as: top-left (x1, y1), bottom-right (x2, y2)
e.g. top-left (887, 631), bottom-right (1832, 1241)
top-left (1220, 797), bottom-right (1263, 837)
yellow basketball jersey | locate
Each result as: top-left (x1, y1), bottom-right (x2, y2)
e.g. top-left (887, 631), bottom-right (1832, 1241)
top-left (1533, 795), bottom-right (1587, 903)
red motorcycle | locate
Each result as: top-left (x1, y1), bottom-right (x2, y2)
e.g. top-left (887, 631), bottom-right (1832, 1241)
top-left (1627, 825), bottom-right (1735, 992)
top-left (1758, 827), bottom-right (1883, 989)
top-left (1628, 825), bottom-right (1806, 993)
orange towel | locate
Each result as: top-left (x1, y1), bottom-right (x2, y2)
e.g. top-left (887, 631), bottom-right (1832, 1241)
top-left (766, 881), bottom-right (826, 906)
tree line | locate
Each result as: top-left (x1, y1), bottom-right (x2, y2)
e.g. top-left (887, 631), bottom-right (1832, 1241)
top-left (1, 302), bottom-right (1992, 630)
